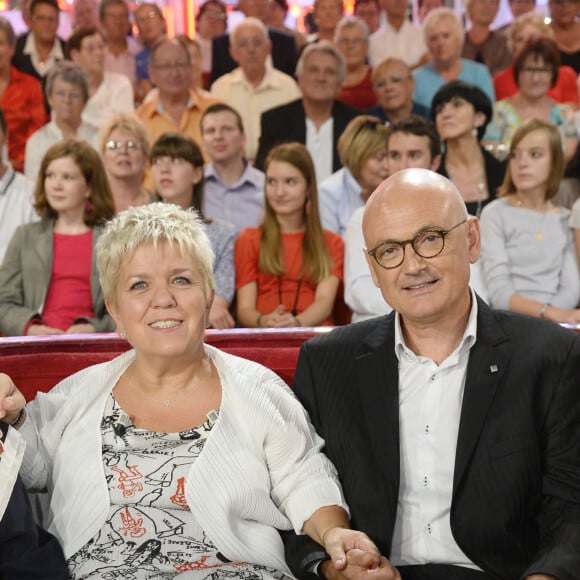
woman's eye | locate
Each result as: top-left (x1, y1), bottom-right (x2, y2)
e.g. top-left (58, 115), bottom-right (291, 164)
top-left (173, 276), bottom-right (191, 285)
top-left (129, 281), bottom-right (146, 290)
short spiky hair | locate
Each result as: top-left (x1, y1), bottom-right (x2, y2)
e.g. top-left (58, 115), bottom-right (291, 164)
top-left (431, 80), bottom-right (492, 141)
top-left (96, 202), bottom-right (215, 305)
top-left (389, 115), bottom-right (441, 161)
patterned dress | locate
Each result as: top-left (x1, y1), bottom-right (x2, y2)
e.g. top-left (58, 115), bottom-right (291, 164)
top-left (67, 394), bottom-right (292, 580)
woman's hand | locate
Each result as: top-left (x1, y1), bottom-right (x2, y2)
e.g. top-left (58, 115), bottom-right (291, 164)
top-left (27, 324), bottom-right (64, 336)
top-left (66, 323), bottom-right (96, 334)
top-left (544, 306), bottom-right (580, 324)
top-left (0, 373), bottom-right (26, 424)
top-left (260, 305), bottom-right (297, 328)
top-left (208, 296), bottom-right (235, 329)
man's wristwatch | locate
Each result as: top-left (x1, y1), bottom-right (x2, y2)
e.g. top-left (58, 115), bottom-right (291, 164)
top-left (303, 550), bottom-right (331, 578)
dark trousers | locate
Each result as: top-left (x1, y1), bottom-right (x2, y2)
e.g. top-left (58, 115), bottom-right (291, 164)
top-left (398, 564), bottom-right (490, 580)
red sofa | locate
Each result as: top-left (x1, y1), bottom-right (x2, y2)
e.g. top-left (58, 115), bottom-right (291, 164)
top-left (0, 329), bottom-right (327, 402)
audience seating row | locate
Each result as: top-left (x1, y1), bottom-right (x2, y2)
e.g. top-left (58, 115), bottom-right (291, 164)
top-left (0, 329), bottom-right (327, 401)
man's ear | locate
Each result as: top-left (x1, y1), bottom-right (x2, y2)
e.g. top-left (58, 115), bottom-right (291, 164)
top-left (364, 249), bottom-right (382, 289)
top-left (467, 217), bottom-right (481, 264)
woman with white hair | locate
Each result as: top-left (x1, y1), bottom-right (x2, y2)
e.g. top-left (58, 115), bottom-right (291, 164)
top-left (413, 7), bottom-right (495, 111)
top-left (1, 202), bottom-right (382, 578)
top-left (334, 16), bottom-right (376, 110)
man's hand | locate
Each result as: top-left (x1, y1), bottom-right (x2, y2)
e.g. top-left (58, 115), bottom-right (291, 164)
top-left (320, 551), bottom-right (400, 579)
top-left (0, 373), bottom-right (26, 424)
top-left (321, 528), bottom-right (400, 579)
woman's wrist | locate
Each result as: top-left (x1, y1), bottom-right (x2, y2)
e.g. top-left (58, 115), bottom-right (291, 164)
top-left (539, 302), bottom-right (551, 319)
top-left (10, 408), bottom-right (26, 429)
top-left (256, 313), bottom-right (264, 328)
top-left (293, 315), bottom-right (302, 327)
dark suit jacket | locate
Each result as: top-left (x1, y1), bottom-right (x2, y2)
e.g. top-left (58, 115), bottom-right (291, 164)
top-left (254, 98), bottom-right (359, 172)
top-left (210, 27), bottom-right (297, 85)
top-left (287, 298), bottom-right (580, 580)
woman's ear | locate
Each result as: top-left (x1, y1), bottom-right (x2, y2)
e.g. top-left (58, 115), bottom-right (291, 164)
top-left (192, 166), bottom-right (203, 186)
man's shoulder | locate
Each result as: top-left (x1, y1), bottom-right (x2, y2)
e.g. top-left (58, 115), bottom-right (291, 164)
top-left (303, 316), bottom-right (392, 354)
top-left (332, 100), bottom-right (359, 118)
top-left (478, 303), bottom-right (579, 353)
top-left (262, 98), bottom-right (303, 119)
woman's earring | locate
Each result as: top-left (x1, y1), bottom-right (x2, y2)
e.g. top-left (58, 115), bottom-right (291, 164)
top-left (471, 127), bottom-right (478, 138)
top-left (85, 198), bottom-right (92, 212)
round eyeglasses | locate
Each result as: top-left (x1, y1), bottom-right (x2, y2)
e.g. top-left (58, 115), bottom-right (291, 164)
top-left (105, 140), bottom-right (141, 152)
top-left (367, 219), bottom-right (468, 269)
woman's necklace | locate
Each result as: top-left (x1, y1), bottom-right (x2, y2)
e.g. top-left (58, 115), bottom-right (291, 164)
top-left (445, 163), bottom-right (487, 218)
top-left (278, 274), bottom-right (303, 316)
top-left (512, 195), bottom-right (549, 241)
top-left (130, 364), bottom-right (201, 406)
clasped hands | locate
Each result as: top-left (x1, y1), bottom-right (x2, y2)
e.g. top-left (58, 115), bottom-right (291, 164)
top-left (260, 305), bottom-right (300, 328)
top-left (321, 528), bottom-right (400, 579)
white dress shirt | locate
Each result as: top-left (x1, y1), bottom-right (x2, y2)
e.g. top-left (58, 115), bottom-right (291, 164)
top-left (390, 291), bottom-right (482, 570)
top-left (210, 65), bottom-right (301, 161)
top-left (368, 20), bottom-right (427, 68)
top-left (306, 117), bottom-right (333, 182)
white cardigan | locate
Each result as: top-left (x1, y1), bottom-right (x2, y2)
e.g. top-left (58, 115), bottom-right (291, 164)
top-left (20, 345), bottom-right (347, 574)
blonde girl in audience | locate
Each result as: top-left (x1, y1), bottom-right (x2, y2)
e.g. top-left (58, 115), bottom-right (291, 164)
top-left (0, 140), bottom-right (116, 336)
top-left (150, 132), bottom-right (236, 329)
top-left (235, 142), bottom-right (344, 327)
top-left (480, 119), bottom-right (580, 323)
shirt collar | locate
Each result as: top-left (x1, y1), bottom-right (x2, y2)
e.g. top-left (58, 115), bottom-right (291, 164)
top-left (204, 160), bottom-right (262, 187)
top-left (230, 64), bottom-right (279, 91)
top-left (23, 32), bottom-right (64, 60)
top-left (394, 288), bottom-right (478, 362)
top-left (155, 89), bottom-right (197, 115)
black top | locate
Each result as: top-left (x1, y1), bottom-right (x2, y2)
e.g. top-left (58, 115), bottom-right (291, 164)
top-left (438, 146), bottom-right (507, 218)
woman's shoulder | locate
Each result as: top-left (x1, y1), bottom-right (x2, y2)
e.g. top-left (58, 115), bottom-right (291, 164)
top-left (480, 196), bottom-right (510, 218)
top-left (236, 227), bottom-right (261, 244)
top-left (323, 229), bottom-right (345, 249)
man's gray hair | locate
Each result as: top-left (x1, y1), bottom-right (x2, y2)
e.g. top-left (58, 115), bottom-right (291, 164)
top-left (296, 40), bottom-right (346, 84)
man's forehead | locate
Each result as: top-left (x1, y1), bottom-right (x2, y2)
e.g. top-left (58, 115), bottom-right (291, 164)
top-left (388, 132), bottom-right (430, 152)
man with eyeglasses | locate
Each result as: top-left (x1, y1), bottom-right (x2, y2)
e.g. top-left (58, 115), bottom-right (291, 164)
top-left (136, 37), bottom-right (219, 160)
top-left (285, 169), bottom-right (579, 580)
top-left (11, 0), bottom-right (64, 83)
top-left (210, 18), bottom-right (301, 162)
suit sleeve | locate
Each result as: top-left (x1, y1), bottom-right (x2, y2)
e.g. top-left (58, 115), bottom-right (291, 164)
top-left (255, 110), bottom-right (277, 171)
top-left (520, 333), bottom-right (580, 580)
top-left (281, 342), bottom-right (332, 578)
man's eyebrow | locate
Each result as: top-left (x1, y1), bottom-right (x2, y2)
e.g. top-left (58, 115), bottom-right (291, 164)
top-left (373, 224), bottom-right (443, 245)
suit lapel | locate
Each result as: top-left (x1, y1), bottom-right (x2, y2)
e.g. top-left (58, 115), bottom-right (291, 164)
top-left (355, 315), bottom-right (400, 488)
top-left (453, 300), bottom-right (510, 492)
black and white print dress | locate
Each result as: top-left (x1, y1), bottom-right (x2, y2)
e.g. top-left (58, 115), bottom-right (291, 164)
top-left (67, 394), bottom-right (293, 580)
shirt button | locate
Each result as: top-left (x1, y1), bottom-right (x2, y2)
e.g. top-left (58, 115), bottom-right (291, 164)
top-left (423, 476), bottom-right (429, 486)
top-left (430, 375), bottom-right (436, 381)
top-left (425, 424), bottom-right (430, 434)
top-left (426, 523), bottom-right (432, 534)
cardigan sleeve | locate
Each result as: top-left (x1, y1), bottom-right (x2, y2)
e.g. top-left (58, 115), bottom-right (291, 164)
top-left (0, 226), bottom-right (44, 336)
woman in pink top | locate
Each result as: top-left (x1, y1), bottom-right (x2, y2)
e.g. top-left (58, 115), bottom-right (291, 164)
top-left (0, 140), bottom-right (116, 336)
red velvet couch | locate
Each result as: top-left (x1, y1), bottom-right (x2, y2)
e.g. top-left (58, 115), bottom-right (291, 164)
top-left (0, 329), bottom-right (328, 402)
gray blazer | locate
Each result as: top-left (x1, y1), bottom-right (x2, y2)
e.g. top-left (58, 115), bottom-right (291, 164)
top-left (0, 219), bottom-right (114, 336)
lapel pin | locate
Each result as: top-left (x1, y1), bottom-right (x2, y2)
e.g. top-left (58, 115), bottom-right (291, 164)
top-left (490, 364), bottom-right (498, 373)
